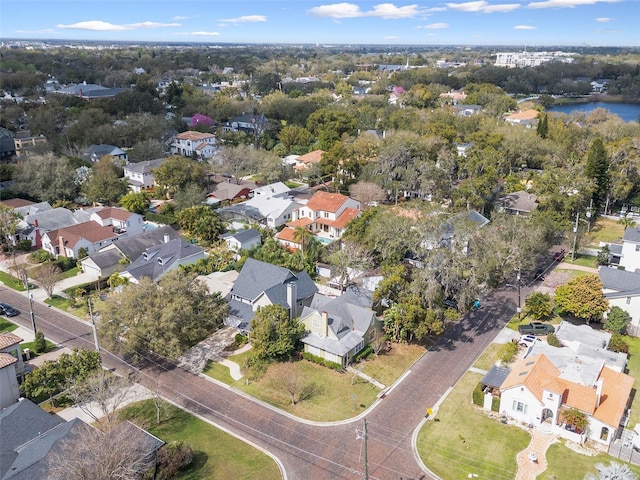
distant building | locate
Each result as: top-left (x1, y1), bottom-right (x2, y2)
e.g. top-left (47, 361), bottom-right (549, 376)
top-left (494, 191), bottom-right (538, 216)
top-left (495, 51), bottom-right (575, 68)
top-left (123, 158), bottom-right (167, 193)
top-left (83, 144), bottom-right (128, 164)
top-left (170, 131), bottom-right (217, 160)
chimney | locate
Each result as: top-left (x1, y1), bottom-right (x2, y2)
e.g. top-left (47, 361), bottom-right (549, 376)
top-left (286, 282), bottom-right (297, 320)
top-left (164, 233), bottom-right (170, 244)
top-left (321, 311), bottom-right (329, 337)
top-left (58, 235), bottom-right (66, 257)
top-left (33, 219), bottom-right (39, 227)
top-left (595, 378), bottom-right (604, 408)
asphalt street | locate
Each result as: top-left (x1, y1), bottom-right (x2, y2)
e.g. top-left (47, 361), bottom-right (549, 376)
top-left (0, 284), bottom-right (518, 479)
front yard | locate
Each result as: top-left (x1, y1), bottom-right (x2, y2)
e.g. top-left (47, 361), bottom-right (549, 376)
top-left (585, 217), bottom-right (625, 246)
top-left (119, 400), bottom-right (281, 479)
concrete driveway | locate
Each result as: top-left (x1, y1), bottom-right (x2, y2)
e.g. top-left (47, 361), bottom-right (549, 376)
top-left (177, 326), bottom-right (239, 374)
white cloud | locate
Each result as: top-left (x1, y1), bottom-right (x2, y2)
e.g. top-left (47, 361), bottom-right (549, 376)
top-left (514, 24), bottom-right (537, 29)
top-left (528, 0), bottom-right (619, 8)
top-left (309, 2), bottom-right (420, 19)
top-left (56, 20), bottom-right (180, 31)
top-left (595, 17), bottom-right (611, 22)
top-left (445, 1), bottom-right (520, 12)
top-left (218, 15), bottom-right (267, 24)
top-left (14, 28), bottom-right (57, 34)
top-left (173, 16), bottom-right (189, 20)
top-left (384, 35), bottom-right (400, 39)
top-left (189, 31), bottom-right (221, 36)
top-left (418, 22), bottom-right (450, 29)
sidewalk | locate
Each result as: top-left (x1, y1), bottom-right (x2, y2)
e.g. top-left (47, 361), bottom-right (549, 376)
top-left (515, 427), bottom-right (558, 479)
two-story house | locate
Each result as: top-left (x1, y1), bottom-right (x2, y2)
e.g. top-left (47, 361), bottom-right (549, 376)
top-left (276, 191), bottom-right (361, 250)
top-left (170, 131), bottom-right (217, 160)
top-left (223, 113), bottom-right (266, 137)
top-left (83, 144), bottom-right (128, 165)
top-left (123, 158), bottom-right (168, 193)
top-left (599, 266), bottom-right (640, 336)
top-left (612, 226), bottom-right (640, 272)
top-left (0, 332), bottom-right (25, 408)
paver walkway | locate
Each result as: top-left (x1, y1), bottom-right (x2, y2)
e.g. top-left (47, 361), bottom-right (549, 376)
top-left (346, 366), bottom-right (385, 389)
top-left (515, 427), bottom-right (557, 480)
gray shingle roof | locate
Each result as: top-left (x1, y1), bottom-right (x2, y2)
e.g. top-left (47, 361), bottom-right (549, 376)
top-left (125, 158), bottom-right (167, 175)
top-left (623, 226), bottom-right (640, 243)
top-left (231, 258), bottom-right (296, 302)
top-left (221, 228), bottom-right (261, 244)
top-left (482, 365), bottom-right (511, 389)
top-left (112, 225), bottom-right (180, 260)
top-left (124, 238), bottom-right (203, 283)
top-left (85, 249), bottom-right (124, 269)
top-left (599, 266), bottom-right (640, 294)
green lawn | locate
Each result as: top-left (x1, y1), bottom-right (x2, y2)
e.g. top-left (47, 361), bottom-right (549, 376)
top-left (0, 317), bottom-right (18, 333)
top-left (21, 338), bottom-right (57, 356)
top-left (543, 443), bottom-right (640, 479)
top-left (564, 254), bottom-right (598, 269)
top-left (586, 217), bottom-right (625, 245)
top-left (416, 371), bottom-right (530, 480)
top-left (204, 358), bottom-right (380, 421)
top-left (45, 295), bottom-right (90, 318)
top-left (472, 343), bottom-right (502, 371)
top-left (57, 266), bottom-right (80, 280)
top-left (624, 336), bottom-right (640, 427)
top-left (0, 271), bottom-right (28, 291)
top-left (359, 343), bottom-right (424, 387)
top-left (119, 400), bottom-right (281, 480)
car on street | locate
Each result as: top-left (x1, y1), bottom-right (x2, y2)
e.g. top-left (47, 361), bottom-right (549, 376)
top-left (518, 335), bottom-right (541, 348)
top-left (553, 249), bottom-right (566, 261)
top-left (0, 303), bottom-right (20, 317)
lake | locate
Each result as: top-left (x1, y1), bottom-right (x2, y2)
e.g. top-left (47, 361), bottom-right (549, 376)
top-left (547, 101), bottom-right (640, 123)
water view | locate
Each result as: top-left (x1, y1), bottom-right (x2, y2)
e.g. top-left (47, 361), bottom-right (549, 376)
top-left (547, 101), bottom-right (640, 122)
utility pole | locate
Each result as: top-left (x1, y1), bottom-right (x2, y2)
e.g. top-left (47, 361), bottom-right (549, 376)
top-left (571, 212), bottom-right (579, 262)
top-left (26, 279), bottom-right (36, 334)
top-left (516, 269), bottom-right (522, 319)
top-left (87, 297), bottom-right (101, 363)
top-left (363, 418), bottom-right (368, 480)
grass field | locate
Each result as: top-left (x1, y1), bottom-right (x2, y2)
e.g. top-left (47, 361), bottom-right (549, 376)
top-left (359, 343), bottom-right (424, 387)
top-left (564, 254), bottom-right (598, 269)
top-left (204, 357), bottom-right (380, 421)
top-left (623, 335), bottom-right (640, 427)
top-left (472, 343), bottom-right (502, 371)
top-left (416, 371), bottom-right (530, 480)
top-left (544, 442), bottom-right (640, 479)
top-left (0, 317), bottom-right (18, 333)
top-left (0, 271), bottom-right (28, 291)
top-left (120, 400), bottom-right (281, 480)
top-left (586, 218), bottom-right (625, 245)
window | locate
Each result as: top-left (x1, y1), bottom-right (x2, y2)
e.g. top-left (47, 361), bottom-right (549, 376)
top-left (628, 297), bottom-right (632, 305)
top-left (324, 212), bottom-right (329, 218)
top-left (312, 317), bottom-right (320, 328)
top-left (354, 340), bottom-right (364, 354)
top-left (512, 401), bottom-right (528, 414)
top-left (636, 245), bottom-right (640, 252)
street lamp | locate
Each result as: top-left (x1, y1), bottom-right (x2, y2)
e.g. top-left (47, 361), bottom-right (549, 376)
top-left (26, 278), bottom-right (37, 334)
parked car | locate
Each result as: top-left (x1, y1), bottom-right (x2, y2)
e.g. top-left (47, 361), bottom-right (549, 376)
top-left (443, 299), bottom-right (458, 311)
top-left (518, 322), bottom-right (555, 336)
top-left (518, 335), bottom-right (541, 348)
top-left (0, 303), bottom-right (20, 317)
top-left (553, 249), bottom-right (566, 261)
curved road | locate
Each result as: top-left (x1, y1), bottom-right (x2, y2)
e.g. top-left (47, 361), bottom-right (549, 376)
top-left (1, 285), bottom-right (517, 479)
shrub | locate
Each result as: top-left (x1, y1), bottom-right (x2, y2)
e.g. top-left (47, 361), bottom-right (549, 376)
top-left (31, 249), bottom-right (52, 263)
top-left (604, 306), bottom-right (631, 334)
top-left (609, 333), bottom-right (630, 354)
top-left (53, 256), bottom-right (76, 272)
top-left (353, 344), bottom-right (374, 362)
top-left (155, 441), bottom-right (194, 480)
top-left (499, 342), bottom-right (518, 364)
top-left (472, 382), bottom-right (484, 406)
top-left (546, 332), bottom-right (562, 347)
top-left (491, 396), bottom-right (500, 412)
top-left (302, 352), bottom-right (342, 370)
top-left (145, 212), bottom-right (177, 225)
top-left (33, 331), bottom-right (47, 354)
top-left (16, 240), bottom-right (32, 252)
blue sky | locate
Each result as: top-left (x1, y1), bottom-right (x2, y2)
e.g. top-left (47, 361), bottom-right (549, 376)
top-left (1, 0), bottom-right (638, 46)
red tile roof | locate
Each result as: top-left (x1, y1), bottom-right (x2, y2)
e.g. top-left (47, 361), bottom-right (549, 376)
top-left (0, 332), bottom-right (22, 350)
top-left (0, 353), bottom-right (17, 369)
top-left (175, 131), bottom-right (215, 141)
top-left (594, 366), bottom-right (635, 427)
top-left (94, 207), bottom-right (132, 222)
top-left (332, 207), bottom-right (360, 229)
top-left (305, 191), bottom-right (350, 213)
top-left (275, 227), bottom-right (301, 245)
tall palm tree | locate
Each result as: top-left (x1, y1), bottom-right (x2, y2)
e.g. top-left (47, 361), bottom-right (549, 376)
top-left (619, 215), bottom-right (637, 229)
top-left (293, 226), bottom-right (312, 256)
top-left (584, 461), bottom-right (638, 480)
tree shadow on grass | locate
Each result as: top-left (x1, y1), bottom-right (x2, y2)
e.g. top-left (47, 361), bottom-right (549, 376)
top-left (180, 451), bottom-right (209, 477)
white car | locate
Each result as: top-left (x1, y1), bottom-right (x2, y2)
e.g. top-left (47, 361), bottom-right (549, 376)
top-left (518, 335), bottom-right (540, 348)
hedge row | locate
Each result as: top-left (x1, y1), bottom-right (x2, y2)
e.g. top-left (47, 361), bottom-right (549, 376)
top-left (301, 352), bottom-right (343, 370)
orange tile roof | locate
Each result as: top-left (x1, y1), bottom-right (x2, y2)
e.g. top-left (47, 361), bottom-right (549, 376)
top-left (561, 380), bottom-right (598, 415)
top-left (506, 109), bottom-right (539, 121)
top-left (594, 366), bottom-right (635, 427)
top-left (286, 218), bottom-right (313, 228)
top-left (317, 208), bottom-right (361, 230)
top-left (306, 191), bottom-right (350, 213)
top-left (175, 131), bottom-right (215, 141)
top-left (0, 332), bottom-right (22, 350)
top-left (275, 227), bottom-right (300, 245)
top-left (502, 355), bottom-right (563, 400)
top-left (94, 207), bottom-right (132, 222)
top-left (297, 150), bottom-right (325, 165)
top-left (47, 221), bottom-right (118, 248)
top-left (0, 352), bottom-right (17, 369)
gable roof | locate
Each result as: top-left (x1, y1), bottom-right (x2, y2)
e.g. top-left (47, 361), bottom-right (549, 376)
top-left (84, 144), bottom-right (125, 160)
top-left (231, 258), bottom-right (297, 302)
top-left (0, 353), bottom-right (17, 369)
top-left (506, 109), bottom-right (539, 121)
top-left (599, 267), bottom-right (640, 296)
top-left (24, 207), bottom-right (84, 232)
top-left (221, 228), bottom-right (261, 244)
top-left (305, 191), bottom-right (350, 213)
top-left (595, 366), bottom-right (635, 426)
top-left (46, 222), bottom-right (118, 249)
top-left (0, 199), bottom-right (34, 209)
top-left (175, 131), bottom-right (215, 141)
top-left (92, 206), bottom-right (132, 222)
top-left (104, 226), bottom-right (180, 260)
top-left (124, 238), bottom-right (203, 283)
top-left (124, 158), bottom-right (167, 175)
top-left (623, 226), bottom-right (640, 244)
top-left (0, 332), bottom-right (22, 350)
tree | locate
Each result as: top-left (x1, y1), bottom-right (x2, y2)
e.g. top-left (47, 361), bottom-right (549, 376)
top-left (609, 333), bottom-right (630, 353)
top-left (248, 304), bottom-right (305, 360)
top-left (277, 125), bottom-right (312, 154)
top-left (537, 113), bottom-right (549, 139)
top-left (524, 292), bottom-right (553, 320)
top-left (155, 441), bottom-right (195, 480)
top-left (34, 331), bottom-right (47, 354)
top-left (44, 421), bottom-right (158, 480)
top-left (67, 369), bottom-right (133, 430)
top-left (584, 461), bottom-right (638, 480)
top-left (597, 245), bottom-right (611, 266)
top-left (554, 274), bottom-right (609, 324)
top-left (99, 269), bottom-right (228, 361)
top-left (0, 204), bottom-right (21, 248)
top-left (271, 362), bottom-right (310, 405)
top-left (119, 191), bottom-right (150, 214)
top-left (153, 156), bottom-right (206, 199)
top-left (176, 205), bottom-right (225, 245)
top-left (585, 138), bottom-right (610, 212)
top-left (561, 407), bottom-right (588, 434)
top-left (82, 157), bottom-right (129, 205)
top-left (215, 144), bottom-right (259, 181)
top-left (173, 183), bottom-right (207, 211)
top-left (619, 216), bottom-right (637, 229)
top-left (31, 261), bottom-right (61, 298)
top-left (306, 108), bottom-right (357, 150)
top-left (604, 306), bottom-right (631, 334)
top-left (349, 181), bottom-right (387, 207)
top-left (328, 240), bottom-right (373, 291)
top-left (20, 349), bottom-right (101, 406)
top-left (12, 153), bottom-right (78, 203)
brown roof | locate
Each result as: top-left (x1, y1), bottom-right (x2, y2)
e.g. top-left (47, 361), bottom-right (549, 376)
top-left (286, 218), bottom-right (313, 228)
top-left (0, 353), bottom-right (17, 369)
top-left (175, 131), bottom-right (215, 141)
top-left (305, 191), bottom-right (350, 213)
top-left (93, 207), bottom-right (132, 222)
top-left (506, 109), bottom-right (539, 121)
top-left (47, 221), bottom-right (118, 248)
top-left (0, 198), bottom-right (34, 208)
top-left (0, 332), bottom-right (23, 350)
top-left (275, 227), bottom-right (300, 245)
top-left (297, 150), bottom-right (325, 165)
top-left (315, 208), bottom-right (361, 230)
top-left (594, 366), bottom-right (635, 427)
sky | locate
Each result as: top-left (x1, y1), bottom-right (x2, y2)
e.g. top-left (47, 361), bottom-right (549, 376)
top-left (1, 0), bottom-right (639, 47)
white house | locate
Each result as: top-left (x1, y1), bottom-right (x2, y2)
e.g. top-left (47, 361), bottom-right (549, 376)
top-left (170, 131), bottom-right (217, 160)
top-left (220, 229), bottom-right (262, 253)
top-left (617, 226), bottom-right (640, 272)
top-left (599, 266), bottom-right (640, 336)
top-left (499, 354), bottom-right (633, 446)
top-left (276, 191), bottom-right (361, 250)
top-left (123, 158), bottom-right (167, 192)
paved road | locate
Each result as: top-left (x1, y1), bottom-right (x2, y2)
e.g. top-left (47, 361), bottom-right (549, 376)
top-left (1, 285), bottom-right (517, 479)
